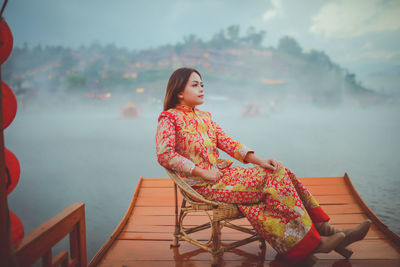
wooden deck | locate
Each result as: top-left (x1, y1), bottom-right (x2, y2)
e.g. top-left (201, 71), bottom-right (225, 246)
top-left (90, 174), bottom-right (400, 266)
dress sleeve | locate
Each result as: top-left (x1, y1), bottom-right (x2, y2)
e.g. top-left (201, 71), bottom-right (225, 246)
top-left (211, 116), bottom-right (254, 163)
top-left (156, 114), bottom-right (196, 176)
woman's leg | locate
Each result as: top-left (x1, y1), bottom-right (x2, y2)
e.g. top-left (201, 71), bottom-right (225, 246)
top-left (194, 166), bottom-right (273, 204)
top-left (282, 167), bottom-right (371, 259)
top-left (284, 168), bottom-right (330, 224)
top-left (194, 166), bottom-right (325, 263)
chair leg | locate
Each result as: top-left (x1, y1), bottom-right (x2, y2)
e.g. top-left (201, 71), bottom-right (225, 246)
top-left (171, 235), bottom-right (180, 247)
top-left (170, 225), bottom-right (180, 247)
top-left (211, 221), bottom-right (221, 266)
top-left (211, 254), bottom-right (219, 267)
top-left (259, 239), bottom-right (266, 249)
top-left (171, 236), bottom-right (180, 247)
top-left (171, 184), bottom-right (181, 247)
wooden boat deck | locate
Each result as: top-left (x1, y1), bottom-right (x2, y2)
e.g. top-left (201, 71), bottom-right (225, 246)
top-left (90, 174), bottom-right (400, 266)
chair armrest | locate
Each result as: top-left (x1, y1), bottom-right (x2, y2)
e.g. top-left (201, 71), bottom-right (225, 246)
top-left (164, 168), bottom-right (222, 207)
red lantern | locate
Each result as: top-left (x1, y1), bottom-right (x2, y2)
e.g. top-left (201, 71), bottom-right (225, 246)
top-left (1, 81), bottom-right (17, 130)
top-left (9, 210), bottom-right (24, 245)
top-left (0, 18), bottom-right (13, 64)
top-left (5, 148), bottom-right (20, 195)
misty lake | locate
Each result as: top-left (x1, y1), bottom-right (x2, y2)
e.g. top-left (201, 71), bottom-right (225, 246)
top-left (5, 99), bottom-right (400, 262)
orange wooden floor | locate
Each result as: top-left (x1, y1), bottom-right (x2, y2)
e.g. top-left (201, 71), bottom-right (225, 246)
top-left (91, 176), bottom-right (400, 266)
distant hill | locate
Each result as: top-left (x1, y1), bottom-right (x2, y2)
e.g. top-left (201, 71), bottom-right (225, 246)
top-left (360, 66), bottom-right (400, 97)
top-left (2, 25), bottom-right (390, 107)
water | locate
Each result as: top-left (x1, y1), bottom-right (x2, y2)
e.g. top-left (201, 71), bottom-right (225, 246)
top-left (5, 100), bottom-right (400, 262)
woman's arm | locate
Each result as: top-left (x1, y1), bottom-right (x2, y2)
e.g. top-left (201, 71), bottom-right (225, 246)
top-left (191, 166), bottom-right (222, 183)
top-left (193, 153), bottom-right (283, 182)
top-left (157, 113), bottom-right (224, 183)
top-left (244, 152), bottom-right (283, 173)
top-left (210, 118), bottom-right (253, 163)
top-left (210, 116), bottom-right (282, 172)
top-left (156, 115), bottom-right (196, 175)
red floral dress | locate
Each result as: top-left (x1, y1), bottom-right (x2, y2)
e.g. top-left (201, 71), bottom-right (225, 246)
top-left (156, 104), bottom-right (330, 263)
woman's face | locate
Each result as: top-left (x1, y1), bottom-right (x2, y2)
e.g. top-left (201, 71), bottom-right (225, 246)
top-left (178, 72), bottom-right (204, 107)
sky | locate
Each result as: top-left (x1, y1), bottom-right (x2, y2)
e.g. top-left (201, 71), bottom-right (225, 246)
top-left (3, 0), bottom-right (400, 85)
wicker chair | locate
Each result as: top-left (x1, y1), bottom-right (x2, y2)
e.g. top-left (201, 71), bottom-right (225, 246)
top-left (165, 168), bottom-right (266, 266)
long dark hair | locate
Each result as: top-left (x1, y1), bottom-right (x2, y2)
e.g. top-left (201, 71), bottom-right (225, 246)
top-left (163, 67), bottom-right (202, 111)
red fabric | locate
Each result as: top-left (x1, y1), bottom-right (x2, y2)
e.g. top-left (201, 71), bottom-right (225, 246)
top-left (156, 104), bottom-right (252, 185)
top-left (308, 206), bottom-right (330, 223)
top-left (284, 224), bottom-right (321, 263)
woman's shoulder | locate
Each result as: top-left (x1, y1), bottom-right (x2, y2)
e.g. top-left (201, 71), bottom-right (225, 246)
top-left (158, 108), bottom-right (180, 122)
top-left (196, 109), bottom-right (212, 118)
top-left (158, 107), bottom-right (212, 122)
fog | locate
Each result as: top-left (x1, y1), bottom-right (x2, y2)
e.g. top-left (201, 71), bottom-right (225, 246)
top-left (5, 98), bottom-right (400, 261)
top-left (2, 0), bottom-right (400, 264)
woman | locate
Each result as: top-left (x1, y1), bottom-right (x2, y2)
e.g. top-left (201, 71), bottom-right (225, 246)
top-left (155, 67), bottom-right (371, 264)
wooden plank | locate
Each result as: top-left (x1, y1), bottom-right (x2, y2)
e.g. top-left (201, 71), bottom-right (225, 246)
top-left (315, 260), bottom-right (400, 267)
top-left (98, 238), bottom-right (400, 266)
top-left (135, 196), bottom-right (179, 207)
top-left (307, 185), bottom-right (352, 195)
top-left (52, 251), bottom-right (68, 267)
top-left (119, 225), bottom-right (384, 241)
top-left (126, 213), bottom-right (370, 229)
top-left (141, 178), bottom-right (171, 180)
top-left (93, 259), bottom-right (400, 267)
top-left (316, 239), bottom-right (400, 260)
top-left (97, 261), bottom-right (213, 267)
top-left (118, 232), bottom-right (261, 241)
top-left (15, 203), bottom-right (86, 267)
top-left (329, 224), bottom-right (385, 239)
top-left (313, 194), bottom-right (357, 204)
top-left (135, 193), bottom-right (358, 207)
top-left (138, 184), bottom-right (352, 198)
top-left (121, 225), bottom-right (174, 233)
top-left (139, 187), bottom-right (174, 195)
top-left (125, 215), bottom-right (250, 227)
top-left (96, 177), bottom-right (400, 267)
top-left (99, 240), bottom-right (276, 261)
top-left (122, 224), bottom-right (386, 244)
top-left (140, 179), bottom-right (173, 188)
top-left (139, 177), bottom-right (346, 187)
top-left (126, 213), bottom-right (370, 227)
top-left (132, 206), bottom-right (179, 216)
top-left (131, 203), bottom-right (364, 216)
top-left (315, 259), bottom-right (400, 267)
top-left (319, 203), bottom-right (364, 214)
top-left (298, 177), bottom-right (345, 185)
top-left (327, 213), bottom-right (369, 224)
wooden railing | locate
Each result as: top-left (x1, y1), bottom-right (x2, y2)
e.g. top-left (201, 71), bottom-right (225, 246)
top-left (14, 203), bottom-right (87, 267)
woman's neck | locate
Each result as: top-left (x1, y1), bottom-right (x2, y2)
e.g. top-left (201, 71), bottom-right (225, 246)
top-left (176, 103), bottom-right (196, 112)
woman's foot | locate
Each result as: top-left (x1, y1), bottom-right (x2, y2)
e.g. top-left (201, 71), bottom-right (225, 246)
top-left (316, 221), bottom-right (337, 236)
top-left (335, 219), bottom-right (372, 258)
top-left (314, 232), bottom-right (346, 254)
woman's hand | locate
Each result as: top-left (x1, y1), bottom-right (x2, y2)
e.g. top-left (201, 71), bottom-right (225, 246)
top-left (244, 153), bottom-right (283, 173)
top-left (258, 158), bottom-right (283, 172)
top-left (192, 166), bottom-right (223, 182)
